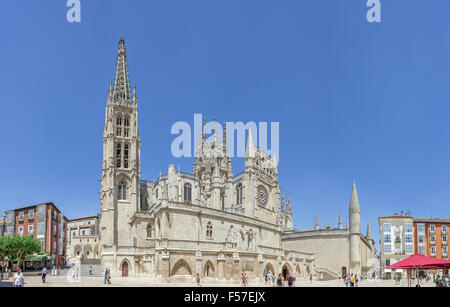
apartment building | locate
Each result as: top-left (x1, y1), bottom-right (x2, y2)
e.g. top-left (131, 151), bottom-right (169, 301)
top-left (4, 202), bottom-right (68, 266)
top-left (378, 211), bottom-right (414, 279)
top-left (414, 218), bottom-right (449, 259)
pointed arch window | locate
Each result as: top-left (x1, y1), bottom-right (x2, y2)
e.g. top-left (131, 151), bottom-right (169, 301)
top-left (206, 222), bottom-right (213, 238)
top-left (184, 183), bottom-right (192, 202)
top-left (124, 117), bottom-right (130, 138)
top-left (116, 144), bottom-right (122, 168)
top-left (124, 144), bottom-right (129, 169)
top-left (236, 183), bottom-right (243, 205)
top-left (118, 181), bottom-right (127, 200)
top-left (117, 116), bottom-right (123, 136)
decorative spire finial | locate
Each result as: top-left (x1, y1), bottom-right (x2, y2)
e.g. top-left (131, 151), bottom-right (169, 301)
top-left (113, 35), bottom-right (131, 101)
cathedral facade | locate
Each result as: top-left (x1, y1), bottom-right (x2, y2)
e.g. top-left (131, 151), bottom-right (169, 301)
top-left (98, 37), bottom-right (375, 282)
top-left (99, 37), bottom-right (315, 281)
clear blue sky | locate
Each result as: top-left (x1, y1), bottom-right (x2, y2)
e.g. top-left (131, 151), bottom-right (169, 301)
top-left (1, 1), bottom-right (450, 251)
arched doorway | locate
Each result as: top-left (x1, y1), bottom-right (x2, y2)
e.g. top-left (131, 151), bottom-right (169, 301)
top-left (342, 266), bottom-right (347, 278)
top-left (122, 261), bottom-right (129, 277)
top-left (264, 263), bottom-right (275, 275)
top-left (204, 261), bottom-right (215, 278)
top-left (282, 264), bottom-right (291, 280)
top-left (171, 259), bottom-right (192, 276)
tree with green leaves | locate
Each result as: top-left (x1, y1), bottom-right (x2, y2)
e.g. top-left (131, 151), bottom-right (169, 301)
top-left (0, 236), bottom-right (41, 269)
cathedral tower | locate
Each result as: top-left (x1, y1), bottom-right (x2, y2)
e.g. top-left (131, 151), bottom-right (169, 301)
top-left (349, 181), bottom-right (361, 275)
top-left (100, 36), bottom-right (141, 266)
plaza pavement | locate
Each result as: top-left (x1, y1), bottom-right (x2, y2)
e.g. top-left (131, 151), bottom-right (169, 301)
top-left (0, 275), bottom-right (435, 287)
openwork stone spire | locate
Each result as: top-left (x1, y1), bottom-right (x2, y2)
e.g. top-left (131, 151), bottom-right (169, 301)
top-left (113, 36), bottom-right (131, 101)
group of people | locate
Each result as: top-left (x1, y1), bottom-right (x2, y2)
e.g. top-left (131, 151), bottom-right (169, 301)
top-left (434, 275), bottom-right (449, 287)
top-left (263, 271), bottom-right (307, 287)
top-left (342, 273), bottom-right (359, 287)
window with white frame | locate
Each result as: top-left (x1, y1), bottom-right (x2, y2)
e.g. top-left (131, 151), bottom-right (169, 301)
top-left (418, 235), bottom-right (425, 244)
top-left (405, 245), bottom-right (413, 254)
top-left (53, 242), bottom-right (56, 253)
top-left (18, 226), bottom-right (24, 236)
top-left (442, 225), bottom-right (447, 234)
top-left (418, 246), bottom-right (425, 255)
top-left (28, 225), bottom-right (34, 236)
top-left (431, 246), bottom-right (436, 256)
top-left (405, 223), bottom-right (413, 233)
top-left (430, 225), bottom-right (435, 233)
top-left (384, 234), bottom-right (392, 243)
top-left (430, 235), bottom-right (436, 244)
top-left (383, 223), bottom-right (391, 233)
top-left (417, 224), bottom-right (425, 234)
top-left (443, 246), bottom-right (448, 256)
top-left (405, 234), bottom-right (413, 244)
top-left (443, 235), bottom-right (447, 243)
top-left (28, 210), bottom-right (34, 220)
top-left (384, 245), bottom-right (392, 254)
top-left (18, 212), bottom-right (24, 222)
top-left (54, 225), bottom-right (57, 236)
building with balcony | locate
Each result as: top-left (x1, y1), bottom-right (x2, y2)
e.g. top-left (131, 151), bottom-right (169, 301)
top-left (378, 211), bottom-right (414, 279)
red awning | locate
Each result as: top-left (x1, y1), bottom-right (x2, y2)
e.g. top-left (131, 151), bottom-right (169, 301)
top-left (387, 253), bottom-right (450, 270)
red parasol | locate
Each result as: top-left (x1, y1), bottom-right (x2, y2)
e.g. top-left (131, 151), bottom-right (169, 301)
top-left (387, 253), bottom-right (450, 270)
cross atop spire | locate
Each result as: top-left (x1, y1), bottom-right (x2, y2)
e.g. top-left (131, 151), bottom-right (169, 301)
top-left (113, 36), bottom-right (131, 101)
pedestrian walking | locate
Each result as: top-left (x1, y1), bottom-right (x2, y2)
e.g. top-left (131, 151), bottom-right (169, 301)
top-left (241, 273), bottom-right (246, 287)
top-left (89, 266), bottom-right (92, 276)
top-left (197, 273), bottom-right (201, 287)
top-left (107, 269), bottom-right (111, 284)
top-left (272, 273), bottom-right (276, 287)
top-left (42, 267), bottom-right (47, 283)
top-left (104, 268), bottom-right (108, 284)
top-left (309, 273), bottom-right (313, 283)
top-left (14, 268), bottom-right (24, 288)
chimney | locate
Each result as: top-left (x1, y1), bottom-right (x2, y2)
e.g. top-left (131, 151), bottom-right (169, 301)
top-left (408, 211), bottom-right (411, 217)
top-left (401, 211), bottom-right (404, 216)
